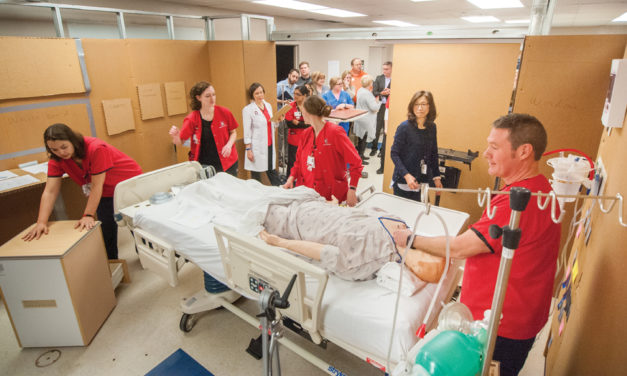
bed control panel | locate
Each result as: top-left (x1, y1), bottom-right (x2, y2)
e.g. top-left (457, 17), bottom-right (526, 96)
top-left (249, 275), bottom-right (271, 294)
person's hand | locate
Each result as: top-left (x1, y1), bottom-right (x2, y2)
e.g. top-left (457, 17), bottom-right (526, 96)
top-left (393, 228), bottom-right (413, 248)
top-left (281, 177), bottom-right (294, 189)
top-left (346, 189), bottom-right (358, 207)
top-left (434, 178), bottom-right (443, 196)
top-left (259, 230), bottom-right (282, 247)
top-left (221, 143), bottom-right (232, 158)
top-left (75, 216), bottom-right (96, 231)
top-left (22, 222), bottom-right (49, 241)
top-left (292, 119), bottom-right (299, 126)
top-left (382, 88), bottom-right (391, 96)
top-left (247, 149), bottom-right (255, 162)
top-left (404, 173), bottom-right (419, 190)
top-left (169, 125), bottom-right (180, 137)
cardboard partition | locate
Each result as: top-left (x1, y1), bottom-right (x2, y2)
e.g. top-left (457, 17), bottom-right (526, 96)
top-left (386, 42), bottom-right (521, 221)
top-left (0, 37), bottom-right (85, 100)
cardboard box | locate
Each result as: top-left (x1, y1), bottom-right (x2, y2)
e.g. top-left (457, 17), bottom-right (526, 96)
top-left (0, 221), bottom-right (116, 347)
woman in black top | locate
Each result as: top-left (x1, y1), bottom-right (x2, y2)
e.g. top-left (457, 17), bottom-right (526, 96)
top-left (390, 91), bottom-right (443, 201)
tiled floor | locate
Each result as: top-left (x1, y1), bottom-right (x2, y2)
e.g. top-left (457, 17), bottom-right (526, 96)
top-left (0, 149), bottom-right (547, 375)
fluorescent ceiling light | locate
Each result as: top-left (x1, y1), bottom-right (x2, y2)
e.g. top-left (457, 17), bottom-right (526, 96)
top-left (505, 19), bottom-right (530, 24)
top-left (410, 0), bottom-right (434, 2)
top-left (309, 8), bottom-right (367, 17)
top-left (373, 20), bottom-right (418, 27)
top-left (462, 16), bottom-right (500, 23)
top-left (612, 12), bottom-right (627, 22)
top-left (466, 0), bottom-right (523, 9)
top-left (254, 0), bottom-right (325, 11)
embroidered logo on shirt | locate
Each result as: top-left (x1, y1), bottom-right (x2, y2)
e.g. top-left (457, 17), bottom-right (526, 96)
top-left (193, 134), bottom-right (199, 144)
top-left (219, 121), bottom-right (226, 128)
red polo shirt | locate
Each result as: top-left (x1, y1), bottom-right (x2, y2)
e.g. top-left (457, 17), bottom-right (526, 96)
top-left (48, 137), bottom-right (142, 197)
top-left (461, 174), bottom-right (561, 339)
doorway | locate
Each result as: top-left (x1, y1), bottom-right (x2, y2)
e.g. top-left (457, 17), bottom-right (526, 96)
top-left (276, 44), bottom-right (297, 81)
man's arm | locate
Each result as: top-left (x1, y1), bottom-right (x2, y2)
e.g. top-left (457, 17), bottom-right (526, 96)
top-left (394, 228), bottom-right (491, 259)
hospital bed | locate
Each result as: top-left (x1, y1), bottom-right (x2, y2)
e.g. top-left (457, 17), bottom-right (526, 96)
top-left (114, 162), bottom-right (470, 374)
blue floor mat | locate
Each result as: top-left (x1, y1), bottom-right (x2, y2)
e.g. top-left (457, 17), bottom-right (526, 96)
top-left (146, 349), bottom-right (214, 376)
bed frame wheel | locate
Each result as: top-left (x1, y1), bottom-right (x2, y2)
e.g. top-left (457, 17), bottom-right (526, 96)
top-left (179, 313), bottom-right (197, 332)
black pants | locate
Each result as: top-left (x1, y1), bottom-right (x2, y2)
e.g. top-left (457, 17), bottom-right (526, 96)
top-left (356, 132), bottom-right (368, 158)
top-left (493, 336), bottom-right (536, 376)
top-left (372, 103), bottom-right (386, 150)
top-left (287, 143), bottom-right (298, 175)
top-left (223, 162), bottom-right (238, 177)
top-left (96, 197), bottom-right (118, 260)
top-left (251, 145), bottom-right (282, 186)
top-left (379, 134), bottom-right (386, 171)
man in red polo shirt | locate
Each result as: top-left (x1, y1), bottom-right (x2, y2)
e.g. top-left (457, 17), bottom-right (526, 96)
top-left (394, 113), bottom-right (560, 376)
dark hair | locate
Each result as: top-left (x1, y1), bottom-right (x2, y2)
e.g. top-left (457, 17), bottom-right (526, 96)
top-left (294, 85), bottom-right (310, 96)
top-left (407, 90), bottom-right (437, 123)
top-left (44, 123), bottom-right (85, 160)
top-left (247, 82), bottom-right (265, 101)
top-left (383, 61), bottom-right (393, 67)
top-left (493, 113), bottom-right (547, 160)
top-left (189, 81), bottom-right (212, 111)
top-left (288, 68), bottom-right (299, 76)
top-left (303, 96), bottom-right (332, 117)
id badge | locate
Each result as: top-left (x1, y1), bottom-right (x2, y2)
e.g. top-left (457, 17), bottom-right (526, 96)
top-left (294, 111), bottom-right (301, 119)
top-left (420, 159), bottom-right (427, 175)
top-left (306, 155), bottom-right (315, 171)
top-left (82, 183), bottom-right (92, 197)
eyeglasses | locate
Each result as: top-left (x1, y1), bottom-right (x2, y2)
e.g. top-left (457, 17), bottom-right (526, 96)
top-left (415, 103), bottom-right (429, 108)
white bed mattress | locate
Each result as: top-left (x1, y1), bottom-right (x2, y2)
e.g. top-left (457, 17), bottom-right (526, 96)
top-left (133, 175), bottom-right (469, 366)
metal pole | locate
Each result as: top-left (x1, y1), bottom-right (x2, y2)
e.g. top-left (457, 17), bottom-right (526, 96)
top-left (481, 187), bottom-right (529, 376)
top-left (166, 15), bottom-right (175, 40)
top-left (204, 17), bottom-right (215, 40)
top-left (241, 14), bottom-right (251, 40)
top-left (51, 6), bottom-right (64, 38)
top-left (116, 11), bottom-right (127, 39)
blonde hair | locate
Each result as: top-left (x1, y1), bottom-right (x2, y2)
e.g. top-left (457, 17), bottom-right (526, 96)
top-left (311, 71), bottom-right (326, 85)
top-left (328, 76), bottom-right (342, 88)
top-left (360, 75), bottom-right (373, 88)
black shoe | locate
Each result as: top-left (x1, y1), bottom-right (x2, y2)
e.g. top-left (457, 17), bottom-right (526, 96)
top-left (369, 149), bottom-right (378, 157)
top-left (377, 150), bottom-right (382, 157)
top-left (359, 154), bottom-right (370, 160)
top-left (376, 168), bottom-right (384, 174)
top-left (361, 160), bottom-right (369, 165)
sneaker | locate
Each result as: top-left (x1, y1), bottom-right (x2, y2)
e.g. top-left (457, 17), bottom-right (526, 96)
top-left (376, 168), bottom-right (384, 174)
top-left (361, 171), bottom-right (369, 178)
top-left (369, 149), bottom-right (378, 157)
top-left (377, 150), bottom-right (382, 158)
top-left (361, 160), bottom-right (370, 165)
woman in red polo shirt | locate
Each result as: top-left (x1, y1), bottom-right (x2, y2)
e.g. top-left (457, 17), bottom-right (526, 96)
top-left (282, 95), bottom-right (363, 206)
top-left (284, 84), bottom-right (311, 174)
top-left (169, 81), bottom-right (239, 176)
top-left (23, 123), bottom-right (142, 260)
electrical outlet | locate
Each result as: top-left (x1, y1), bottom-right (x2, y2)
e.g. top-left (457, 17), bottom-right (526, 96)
top-left (591, 157), bottom-right (607, 196)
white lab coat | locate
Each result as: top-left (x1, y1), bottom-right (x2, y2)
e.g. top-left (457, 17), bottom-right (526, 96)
top-left (242, 100), bottom-right (277, 172)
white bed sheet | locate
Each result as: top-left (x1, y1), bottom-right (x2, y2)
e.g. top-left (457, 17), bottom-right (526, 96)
top-left (133, 174), bottom-right (469, 365)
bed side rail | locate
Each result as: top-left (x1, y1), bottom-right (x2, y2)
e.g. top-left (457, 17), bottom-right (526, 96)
top-left (113, 161), bottom-right (204, 225)
top-left (132, 227), bottom-right (186, 287)
top-left (213, 225), bottom-right (329, 344)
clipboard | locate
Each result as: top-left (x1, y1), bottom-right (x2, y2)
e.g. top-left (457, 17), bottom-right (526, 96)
top-left (271, 103), bottom-right (293, 122)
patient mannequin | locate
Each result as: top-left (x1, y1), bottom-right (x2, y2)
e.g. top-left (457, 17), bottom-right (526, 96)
top-left (259, 199), bottom-right (445, 282)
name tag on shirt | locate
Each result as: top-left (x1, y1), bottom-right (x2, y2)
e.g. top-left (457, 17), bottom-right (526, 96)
top-left (307, 155), bottom-right (315, 171)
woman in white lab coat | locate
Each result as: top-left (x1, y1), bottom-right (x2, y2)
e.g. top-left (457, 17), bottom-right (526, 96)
top-left (242, 82), bottom-right (281, 186)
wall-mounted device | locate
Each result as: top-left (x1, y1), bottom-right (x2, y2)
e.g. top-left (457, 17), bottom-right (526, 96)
top-left (601, 58), bottom-right (627, 128)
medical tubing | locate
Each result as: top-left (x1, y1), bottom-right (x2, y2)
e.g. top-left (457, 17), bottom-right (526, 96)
top-left (542, 148), bottom-right (595, 180)
top-left (385, 209), bottom-right (451, 372)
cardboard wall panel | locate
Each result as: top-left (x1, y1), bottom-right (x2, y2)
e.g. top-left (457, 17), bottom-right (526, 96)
top-left (0, 37), bottom-right (85, 100)
top-left (386, 43), bottom-right (521, 221)
top-left (545, 41), bottom-right (627, 376)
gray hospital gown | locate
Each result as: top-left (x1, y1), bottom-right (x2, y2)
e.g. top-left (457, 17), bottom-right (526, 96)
top-left (263, 200), bottom-right (399, 281)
